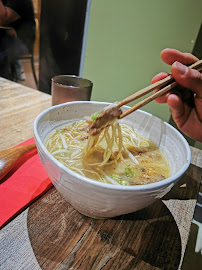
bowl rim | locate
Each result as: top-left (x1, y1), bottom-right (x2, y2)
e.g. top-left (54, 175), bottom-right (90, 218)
top-left (33, 101), bottom-right (191, 191)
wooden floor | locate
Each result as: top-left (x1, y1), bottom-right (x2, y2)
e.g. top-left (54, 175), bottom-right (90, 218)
top-left (18, 58), bottom-right (39, 90)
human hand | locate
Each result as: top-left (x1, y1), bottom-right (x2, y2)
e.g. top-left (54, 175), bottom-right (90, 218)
top-left (152, 48), bottom-right (202, 142)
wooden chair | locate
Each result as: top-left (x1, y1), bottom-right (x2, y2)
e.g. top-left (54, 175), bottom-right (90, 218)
top-left (7, 17), bottom-right (38, 88)
top-left (16, 52), bottom-right (38, 88)
top-left (16, 18), bottom-right (39, 88)
top-left (0, 27), bottom-right (38, 88)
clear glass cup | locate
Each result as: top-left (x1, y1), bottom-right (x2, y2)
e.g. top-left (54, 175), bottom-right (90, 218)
top-left (51, 75), bottom-right (93, 106)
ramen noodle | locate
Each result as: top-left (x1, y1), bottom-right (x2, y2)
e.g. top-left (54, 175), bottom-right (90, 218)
top-left (45, 118), bottom-right (170, 186)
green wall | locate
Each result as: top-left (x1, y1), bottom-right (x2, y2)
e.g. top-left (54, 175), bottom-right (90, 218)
top-left (83, 0), bottom-right (202, 124)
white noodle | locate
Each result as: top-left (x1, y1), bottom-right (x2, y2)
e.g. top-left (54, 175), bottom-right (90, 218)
top-left (52, 149), bottom-right (69, 155)
top-left (71, 167), bottom-right (85, 176)
top-left (71, 149), bottom-right (81, 158)
top-left (124, 148), bottom-right (139, 164)
top-left (59, 133), bottom-right (68, 149)
top-left (104, 175), bottom-right (121, 185)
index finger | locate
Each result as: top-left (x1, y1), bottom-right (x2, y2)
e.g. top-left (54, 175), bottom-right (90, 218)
top-left (161, 48), bottom-right (199, 66)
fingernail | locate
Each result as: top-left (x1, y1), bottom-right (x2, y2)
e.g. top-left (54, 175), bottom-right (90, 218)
top-left (173, 61), bottom-right (188, 75)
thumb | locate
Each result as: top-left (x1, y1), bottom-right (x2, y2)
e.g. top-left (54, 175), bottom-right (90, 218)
top-left (171, 61), bottom-right (202, 98)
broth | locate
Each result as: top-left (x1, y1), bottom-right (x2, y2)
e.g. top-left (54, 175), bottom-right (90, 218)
top-left (45, 120), bottom-right (170, 186)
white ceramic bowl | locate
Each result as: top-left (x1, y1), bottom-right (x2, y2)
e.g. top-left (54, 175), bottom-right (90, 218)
top-left (34, 101), bottom-right (191, 218)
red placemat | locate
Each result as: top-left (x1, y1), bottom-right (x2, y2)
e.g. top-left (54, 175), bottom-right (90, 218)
top-left (0, 137), bottom-right (53, 228)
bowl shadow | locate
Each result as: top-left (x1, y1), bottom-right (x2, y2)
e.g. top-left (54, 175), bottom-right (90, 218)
top-left (27, 188), bottom-right (181, 270)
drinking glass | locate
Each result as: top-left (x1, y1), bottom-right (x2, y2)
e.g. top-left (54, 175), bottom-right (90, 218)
top-left (51, 75), bottom-right (93, 106)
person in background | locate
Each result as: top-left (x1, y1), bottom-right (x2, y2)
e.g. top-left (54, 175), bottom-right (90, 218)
top-left (0, 0), bottom-right (35, 81)
top-left (39, 0), bottom-right (87, 94)
top-left (153, 48), bottom-right (202, 142)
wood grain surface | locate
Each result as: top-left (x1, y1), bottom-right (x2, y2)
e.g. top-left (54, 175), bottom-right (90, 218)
top-left (0, 77), bottom-right (51, 151)
top-left (27, 188), bottom-right (182, 270)
top-left (27, 163), bottom-right (202, 270)
top-left (1, 77), bottom-right (202, 270)
top-left (0, 143), bottom-right (36, 181)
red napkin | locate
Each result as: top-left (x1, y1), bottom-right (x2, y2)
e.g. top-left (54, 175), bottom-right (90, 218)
top-left (0, 137), bottom-right (53, 228)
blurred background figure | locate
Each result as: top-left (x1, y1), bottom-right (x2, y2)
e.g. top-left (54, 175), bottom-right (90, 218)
top-left (39, 0), bottom-right (87, 94)
top-left (0, 0), bottom-right (36, 81)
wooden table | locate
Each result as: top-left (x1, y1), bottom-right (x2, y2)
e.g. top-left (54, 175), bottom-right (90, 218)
top-left (0, 77), bottom-right (202, 270)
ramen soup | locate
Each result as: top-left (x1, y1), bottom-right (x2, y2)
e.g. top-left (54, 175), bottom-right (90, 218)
top-left (45, 120), bottom-right (170, 186)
